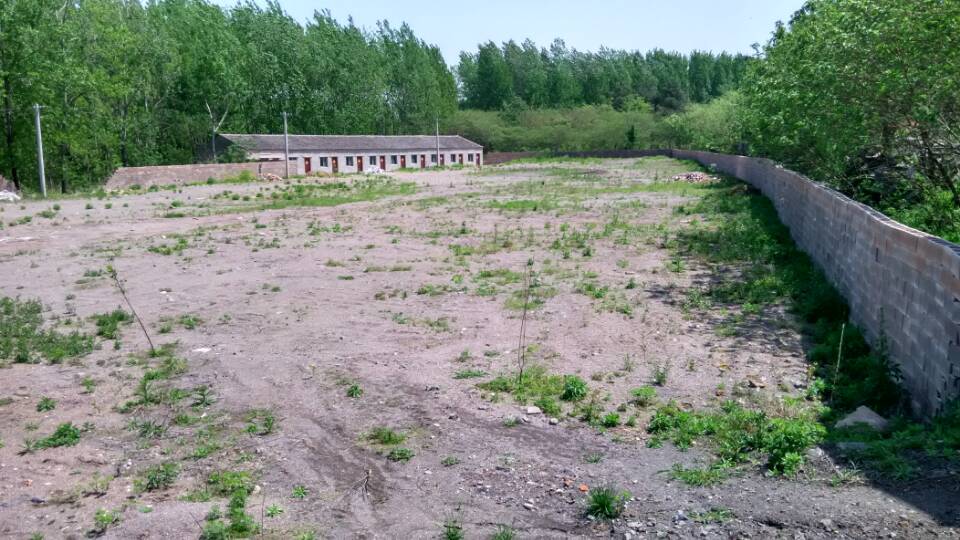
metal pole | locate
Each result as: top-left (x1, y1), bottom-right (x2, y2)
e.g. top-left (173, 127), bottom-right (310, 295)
top-left (33, 104), bottom-right (46, 197)
top-left (283, 111), bottom-right (290, 178)
top-left (435, 116), bottom-right (440, 169)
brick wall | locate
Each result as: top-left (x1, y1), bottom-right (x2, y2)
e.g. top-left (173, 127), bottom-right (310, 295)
top-left (670, 150), bottom-right (960, 418)
top-left (105, 162), bottom-right (286, 189)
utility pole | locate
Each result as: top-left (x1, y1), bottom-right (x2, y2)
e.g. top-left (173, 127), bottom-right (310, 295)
top-left (283, 111), bottom-right (290, 178)
top-left (33, 104), bottom-right (46, 198)
top-left (435, 116), bottom-right (441, 169)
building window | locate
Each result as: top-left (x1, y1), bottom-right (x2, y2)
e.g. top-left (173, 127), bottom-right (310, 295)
top-left (346, 156), bottom-right (354, 166)
top-left (468, 153), bottom-right (474, 162)
top-left (431, 154), bottom-right (437, 163)
top-left (390, 155), bottom-right (398, 165)
top-left (319, 157), bottom-right (329, 167)
top-left (411, 154), bottom-right (418, 163)
top-left (450, 154), bottom-right (456, 162)
top-left (369, 156), bottom-right (377, 165)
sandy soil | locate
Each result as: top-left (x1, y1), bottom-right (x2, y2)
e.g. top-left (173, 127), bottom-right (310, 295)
top-left (0, 160), bottom-right (956, 539)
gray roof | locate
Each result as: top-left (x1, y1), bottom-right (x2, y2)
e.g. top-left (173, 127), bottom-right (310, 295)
top-left (220, 134), bottom-right (482, 153)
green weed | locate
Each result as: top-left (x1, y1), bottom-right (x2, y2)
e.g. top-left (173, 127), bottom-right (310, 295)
top-left (585, 486), bottom-right (630, 519)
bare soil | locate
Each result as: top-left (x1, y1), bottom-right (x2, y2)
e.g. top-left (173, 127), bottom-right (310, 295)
top-left (0, 159), bottom-right (956, 539)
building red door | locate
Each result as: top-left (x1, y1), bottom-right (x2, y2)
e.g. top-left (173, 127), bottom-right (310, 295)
top-left (304, 157), bottom-right (311, 174)
top-left (379, 156), bottom-right (386, 170)
top-left (420, 154), bottom-right (426, 168)
top-left (440, 154), bottom-right (445, 166)
top-left (357, 156), bottom-right (363, 172)
top-left (458, 154), bottom-right (463, 165)
top-left (475, 153), bottom-right (481, 167)
top-left (332, 157), bottom-right (339, 174)
top-left (400, 155), bottom-right (406, 168)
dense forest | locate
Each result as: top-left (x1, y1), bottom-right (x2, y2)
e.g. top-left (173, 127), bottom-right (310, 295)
top-left (0, 0), bottom-right (456, 193)
top-left (456, 41), bottom-right (748, 112)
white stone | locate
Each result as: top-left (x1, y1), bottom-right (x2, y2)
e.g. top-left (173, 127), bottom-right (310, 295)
top-left (836, 405), bottom-right (890, 432)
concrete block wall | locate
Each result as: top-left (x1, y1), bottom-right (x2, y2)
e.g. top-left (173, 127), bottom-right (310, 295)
top-left (671, 150), bottom-right (960, 418)
top-left (106, 162), bottom-right (286, 190)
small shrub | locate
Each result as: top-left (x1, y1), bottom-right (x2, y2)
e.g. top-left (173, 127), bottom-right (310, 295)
top-left (137, 462), bottom-right (179, 492)
top-left (453, 369), bottom-right (487, 379)
top-left (346, 384), bottom-right (363, 398)
top-left (561, 375), bottom-right (588, 401)
top-left (669, 464), bottom-right (729, 486)
top-left (442, 519), bottom-right (464, 540)
top-left (91, 508), bottom-right (119, 534)
top-left (601, 412), bottom-right (621, 428)
top-left (584, 452), bottom-right (604, 464)
top-left (92, 309), bottom-right (132, 340)
top-left (36, 397), bottom-right (56, 412)
top-left (34, 422), bottom-right (81, 449)
top-left (387, 447), bottom-right (414, 462)
top-left (632, 386), bottom-right (657, 407)
top-left (207, 471), bottom-right (254, 497)
top-left (585, 486), bottom-right (630, 519)
top-left (651, 363), bottom-right (669, 386)
top-left (367, 427), bottom-right (405, 445)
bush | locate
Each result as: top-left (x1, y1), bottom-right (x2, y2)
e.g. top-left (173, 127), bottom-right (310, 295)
top-left (585, 486), bottom-right (630, 519)
top-left (561, 375), bottom-right (588, 401)
top-left (137, 462), bottom-right (180, 491)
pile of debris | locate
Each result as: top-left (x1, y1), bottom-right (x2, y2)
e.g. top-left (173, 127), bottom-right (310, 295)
top-left (671, 171), bottom-right (718, 183)
top-left (0, 175), bottom-right (19, 202)
top-left (260, 173), bottom-right (283, 182)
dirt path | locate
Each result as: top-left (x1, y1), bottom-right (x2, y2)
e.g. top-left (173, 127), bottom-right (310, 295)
top-left (0, 160), bottom-right (955, 539)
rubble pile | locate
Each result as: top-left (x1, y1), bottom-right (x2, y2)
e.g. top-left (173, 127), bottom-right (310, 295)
top-left (671, 171), bottom-right (718, 183)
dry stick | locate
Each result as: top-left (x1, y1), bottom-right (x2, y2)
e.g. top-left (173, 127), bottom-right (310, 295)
top-left (516, 268), bottom-right (532, 387)
top-left (260, 491), bottom-right (266, 537)
top-left (108, 266), bottom-right (155, 354)
top-left (832, 323), bottom-right (846, 401)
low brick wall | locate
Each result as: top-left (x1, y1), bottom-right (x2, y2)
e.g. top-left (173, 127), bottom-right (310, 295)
top-left (106, 162), bottom-right (286, 189)
top-left (669, 150), bottom-right (960, 418)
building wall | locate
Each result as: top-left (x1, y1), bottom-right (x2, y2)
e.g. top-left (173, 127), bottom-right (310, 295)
top-left (252, 150), bottom-right (482, 175)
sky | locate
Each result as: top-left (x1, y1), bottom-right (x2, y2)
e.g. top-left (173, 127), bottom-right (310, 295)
top-left (210, 0), bottom-right (806, 65)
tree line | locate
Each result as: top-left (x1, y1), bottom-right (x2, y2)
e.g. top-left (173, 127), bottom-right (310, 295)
top-left (456, 40), bottom-right (749, 112)
top-left (740, 0), bottom-right (960, 240)
top-left (0, 0), bottom-right (457, 192)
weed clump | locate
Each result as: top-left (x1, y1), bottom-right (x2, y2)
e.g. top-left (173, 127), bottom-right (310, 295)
top-left (367, 427), bottom-right (406, 445)
top-left (0, 297), bottom-right (94, 364)
top-left (136, 462), bottom-right (179, 492)
top-left (585, 486), bottom-right (630, 519)
top-left (648, 400), bottom-right (825, 479)
top-left (23, 422), bottom-right (82, 453)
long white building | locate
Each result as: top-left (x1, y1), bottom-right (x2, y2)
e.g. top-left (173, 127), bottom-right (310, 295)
top-left (216, 134), bottom-right (483, 175)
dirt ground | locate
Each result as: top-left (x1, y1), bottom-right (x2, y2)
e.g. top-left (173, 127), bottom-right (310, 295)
top-left (0, 159), bottom-right (957, 539)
